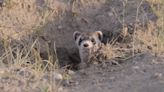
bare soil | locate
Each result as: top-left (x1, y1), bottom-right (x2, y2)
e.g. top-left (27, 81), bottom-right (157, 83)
top-left (0, 0), bottom-right (163, 92)
top-left (64, 53), bottom-right (164, 92)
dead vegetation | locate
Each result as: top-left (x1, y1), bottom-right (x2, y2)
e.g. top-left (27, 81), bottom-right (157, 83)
top-left (0, 0), bottom-right (164, 92)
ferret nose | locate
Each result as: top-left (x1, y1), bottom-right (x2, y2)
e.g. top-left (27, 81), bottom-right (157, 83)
top-left (83, 43), bottom-right (89, 47)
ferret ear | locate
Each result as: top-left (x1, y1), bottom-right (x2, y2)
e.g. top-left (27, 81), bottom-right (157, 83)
top-left (95, 31), bottom-right (103, 41)
top-left (73, 31), bottom-right (81, 41)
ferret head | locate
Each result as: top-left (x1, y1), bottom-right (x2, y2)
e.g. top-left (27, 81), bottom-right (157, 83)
top-left (73, 31), bottom-right (103, 50)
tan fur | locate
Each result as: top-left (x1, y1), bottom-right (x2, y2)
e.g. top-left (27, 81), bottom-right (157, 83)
top-left (73, 31), bottom-right (103, 69)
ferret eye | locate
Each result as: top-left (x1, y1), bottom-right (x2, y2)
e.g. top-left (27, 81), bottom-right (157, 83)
top-left (91, 38), bottom-right (95, 43)
top-left (78, 38), bottom-right (83, 46)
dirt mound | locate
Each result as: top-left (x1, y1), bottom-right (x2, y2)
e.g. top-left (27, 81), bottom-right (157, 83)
top-left (0, 0), bottom-right (162, 92)
top-left (64, 53), bottom-right (164, 92)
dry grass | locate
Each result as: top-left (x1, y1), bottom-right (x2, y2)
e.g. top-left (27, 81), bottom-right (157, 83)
top-left (150, 0), bottom-right (164, 53)
top-left (0, 0), bottom-right (164, 92)
top-left (100, 0), bottom-right (164, 63)
top-left (0, 0), bottom-right (65, 40)
top-left (134, 0), bottom-right (164, 54)
top-left (0, 35), bottom-right (63, 92)
top-left (0, 0), bottom-right (67, 92)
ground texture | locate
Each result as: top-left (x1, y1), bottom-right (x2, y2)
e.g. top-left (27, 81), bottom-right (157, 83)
top-left (0, 0), bottom-right (164, 92)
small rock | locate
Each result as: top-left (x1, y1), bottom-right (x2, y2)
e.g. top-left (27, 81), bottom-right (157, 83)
top-left (68, 70), bottom-right (75, 75)
top-left (151, 59), bottom-right (159, 64)
top-left (152, 73), bottom-right (162, 79)
top-left (53, 72), bottom-right (63, 81)
top-left (57, 25), bottom-right (63, 30)
top-left (132, 66), bottom-right (140, 70)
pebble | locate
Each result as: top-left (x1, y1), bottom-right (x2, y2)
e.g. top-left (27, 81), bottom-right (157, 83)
top-left (132, 66), bottom-right (140, 70)
top-left (53, 72), bottom-right (63, 81)
top-left (152, 73), bottom-right (162, 79)
top-left (57, 25), bottom-right (63, 30)
top-left (68, 70), bottom-right (76, 75)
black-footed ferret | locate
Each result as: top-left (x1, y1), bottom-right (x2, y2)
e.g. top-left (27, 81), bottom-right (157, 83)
top-left (73, 31), bottom-right (103, 68)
